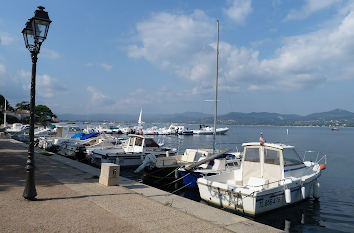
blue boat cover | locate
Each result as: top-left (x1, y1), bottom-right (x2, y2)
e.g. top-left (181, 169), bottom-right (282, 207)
top-left (71, 132), bottom-right (85, 139)
top-left (80, 132), bottom-right (99, 140)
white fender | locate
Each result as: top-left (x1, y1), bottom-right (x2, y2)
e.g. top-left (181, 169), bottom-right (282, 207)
top-left (301, 186), bottom-right (306, 199)
top-left (313, 181), bottom-right (320, 199)
top-left (285, 188), bottom-right (292, 203)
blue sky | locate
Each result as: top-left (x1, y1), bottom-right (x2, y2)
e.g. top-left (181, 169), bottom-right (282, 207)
top-left (1, 0), bottom-right (354, 116)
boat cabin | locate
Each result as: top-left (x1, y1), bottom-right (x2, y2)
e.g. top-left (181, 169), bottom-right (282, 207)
top-left (241, 142), bottom-right (304, 188)
top-left (55, 125), bottom-right (81, 138)
top-left (124, 134), bottom-right (160, 154)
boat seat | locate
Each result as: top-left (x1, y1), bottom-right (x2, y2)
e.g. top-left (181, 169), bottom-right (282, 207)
top-left (182, 149), bottom-right (204, 163)
top-left (227, 179), bottom-right (241, 186)
top-left (247, 177), bottom-right (269, 191)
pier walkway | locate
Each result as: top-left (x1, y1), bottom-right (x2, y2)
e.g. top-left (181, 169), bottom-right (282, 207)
top-left (0, 139), bottom-right (281, 233)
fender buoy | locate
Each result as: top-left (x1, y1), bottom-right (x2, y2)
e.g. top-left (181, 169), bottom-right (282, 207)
top-left (301, 186), bottom-right (306, 199)
top-left (313, 182), bottom-right (320, 199)
top-left (285, 188), bottom-right (291, 203)
top-left (320, 164), bottom-right (326, 170)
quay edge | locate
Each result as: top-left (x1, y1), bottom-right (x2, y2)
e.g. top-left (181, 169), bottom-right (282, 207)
top-left (0, 138), bottom-right (282, 233)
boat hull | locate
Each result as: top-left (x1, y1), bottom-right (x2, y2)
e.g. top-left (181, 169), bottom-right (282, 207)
top-left (197, 175), bottom-right (319, 216)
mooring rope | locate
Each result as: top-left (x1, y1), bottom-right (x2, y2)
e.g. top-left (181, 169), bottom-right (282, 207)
top-left (169, 181), bottom-right (194, 195)
top-left (153, 166), bottom-right (184, 184)
top-left (157, 171), bottom-right (192, 189)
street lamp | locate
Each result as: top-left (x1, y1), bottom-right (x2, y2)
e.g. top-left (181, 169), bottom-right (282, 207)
top-left (22, 6), bottom-right (51, 200)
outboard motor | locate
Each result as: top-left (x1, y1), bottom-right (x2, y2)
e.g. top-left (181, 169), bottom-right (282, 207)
top-left (134, 153), bottom-right (157, 173)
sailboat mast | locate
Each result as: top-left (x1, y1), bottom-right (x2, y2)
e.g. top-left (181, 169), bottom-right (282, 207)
top-left (138, 108), bottom-right (143, 125)
top-left (213, 20), bottom-right (219, 154)
top-left (4, 98), bottom-right (7, 127)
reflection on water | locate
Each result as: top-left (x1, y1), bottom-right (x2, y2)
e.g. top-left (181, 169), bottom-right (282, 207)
top-left (256, 199), bottom-right (328, 232)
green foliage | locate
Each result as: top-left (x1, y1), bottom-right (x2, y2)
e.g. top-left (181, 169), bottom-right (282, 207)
top-left (35, 104), bottom-right (54, 125)
top-left (0, 114), bottom-right (19, 124)
top-left (1, 94), bottom-right (56, 125)
top-left (0, 94), bottom-right (13, 111)
top-left (16, 101), bottom-right (30, 111)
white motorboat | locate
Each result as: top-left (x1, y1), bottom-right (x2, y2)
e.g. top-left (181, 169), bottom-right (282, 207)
top-left (138, 148), bottom-right (217, 172)
top-left (6, 123), bottom-right (29, 133)
top-left (192, 125), bottom-right (229, 135)
top-left (142, 126), bottom-right (159, 135)
top-left (167, 124), bottom-right (193, 135)
top-left (197, 142), bottom-right (327, 216)
top-left (177, 149), bottom-right (241, 187)
top-left (136, 148), bottom-right (241, 187)
top-left (91, 134), bottom-right (176, 167)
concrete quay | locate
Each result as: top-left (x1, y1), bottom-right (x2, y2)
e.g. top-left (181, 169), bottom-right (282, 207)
top-left (0, 139), bottom-right (282, 233)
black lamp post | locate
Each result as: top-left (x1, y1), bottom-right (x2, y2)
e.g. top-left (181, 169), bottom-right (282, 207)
top-left (22, 6), bottom-right (51, 200)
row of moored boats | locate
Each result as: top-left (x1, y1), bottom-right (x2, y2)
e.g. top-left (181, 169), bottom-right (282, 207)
top-left (5, 122), bottom-right (327, 217)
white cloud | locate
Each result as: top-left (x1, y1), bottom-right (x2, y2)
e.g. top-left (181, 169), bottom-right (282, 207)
top-left (40, 48), bottom-right (61, 59)
top-left (38, 74), bottom-right (56, 98)
top-left (84, 85), bottom-right (199, 113)
top-left (17, 70), bottom-right (66, 98)
top-left (0, 32), bottom-right (15, 45)
top-left (100, 63), bottom-right (113, 70)
top-left (0, 63), bottom-right (5, 73)
top-left (285, 0), bottom-right (341, 20)
top-left (113, 86), bottom-right (198, 112)
top-left (127, 10), bottom-right (215, 84)
top-left (83, 63), bottom-right (112, 70)
top-left (224, 0), bottom-right (252, 24)
top-left (87, 86), bottom-right (114, 105)
top-left (127, 5), bottom-right (354, 94)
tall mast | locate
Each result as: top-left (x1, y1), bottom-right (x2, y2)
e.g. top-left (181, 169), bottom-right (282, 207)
top-left (213, 20), bottom-right (219, 154)
top-left (4, 98), bottom-right (7, 127)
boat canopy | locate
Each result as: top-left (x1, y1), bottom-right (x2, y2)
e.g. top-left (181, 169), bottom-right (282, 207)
top-left (80, 132), bottom-right (99, 140)
top-left (241, 143), bottom-right (302, 188)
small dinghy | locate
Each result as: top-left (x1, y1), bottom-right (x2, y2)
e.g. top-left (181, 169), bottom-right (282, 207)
top-left (197, 138), bottom-right (326, 216)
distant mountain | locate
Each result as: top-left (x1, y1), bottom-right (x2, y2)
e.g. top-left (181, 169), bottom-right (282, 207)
top-left (215, 109), bottom-right (354, 126)
top-left (217, 112), bottom-right (300, 125)
top-left (302, 109), bottom-right (354, 121)
top-left (148, 112), bottom-right (213, 122)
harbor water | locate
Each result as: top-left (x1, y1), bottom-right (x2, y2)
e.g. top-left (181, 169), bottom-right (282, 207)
top-left (150, 125), bottom-right (354, 232)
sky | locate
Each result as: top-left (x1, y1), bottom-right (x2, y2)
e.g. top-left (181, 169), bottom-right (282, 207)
top-left (1, 0), bottom-right (354, 116)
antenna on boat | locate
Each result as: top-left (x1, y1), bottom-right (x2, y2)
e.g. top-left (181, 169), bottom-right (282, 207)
top-left (213, 19), bottom-right (220, 154)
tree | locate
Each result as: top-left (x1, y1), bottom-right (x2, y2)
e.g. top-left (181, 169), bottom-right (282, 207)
top-left (16, 101), bottom-right (30, 111)
top-left (0, 94), bottom-right (18, 124)
top-left (35, 105), bottom-right (54, 125)
top-left (0, 94), bottom-right (13, 111)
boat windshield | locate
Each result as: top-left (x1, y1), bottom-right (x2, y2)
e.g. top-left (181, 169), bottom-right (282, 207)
top-left (283, 148), bottom-right (303, 166)
top-left (135, 137), bottom-right (143, 146)
top-left (144, 138), bottom-right (159, 148)
top-left (244, 147), bottom-right (260, 162)
top-left (264, 148), bottom-right (280, 165)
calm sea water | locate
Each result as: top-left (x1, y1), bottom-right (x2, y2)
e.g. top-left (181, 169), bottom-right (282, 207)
top-left (150, 125), bottom-right (354, 233)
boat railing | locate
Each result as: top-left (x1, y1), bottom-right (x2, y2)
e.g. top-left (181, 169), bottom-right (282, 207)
top-left (302, 150), bottom-right (327, 165)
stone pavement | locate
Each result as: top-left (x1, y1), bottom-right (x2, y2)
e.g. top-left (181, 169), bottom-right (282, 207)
top-left (0, 139), bottom-right (282, 233)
